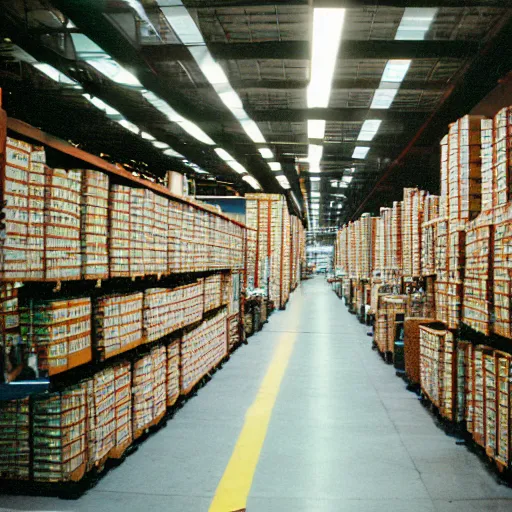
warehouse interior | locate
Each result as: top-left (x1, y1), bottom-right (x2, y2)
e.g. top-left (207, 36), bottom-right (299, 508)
top-left (1, 0), bottom-right (512, 511)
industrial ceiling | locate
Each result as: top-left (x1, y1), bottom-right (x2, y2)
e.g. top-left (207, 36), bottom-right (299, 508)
top-left (1, 0), bottom-right (511, 227)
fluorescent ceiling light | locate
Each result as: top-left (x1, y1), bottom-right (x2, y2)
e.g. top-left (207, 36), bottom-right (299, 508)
top-left (309, 163), bottom-right (322, 174)
top-left (381, 60), bottom-right (411, 83)
top-left (258, 148), bottom-right (273, 159)
top-left (307, 8), bottom-right (346, 109)
top-left (152, 141), bottom-right (170, 149)
top-left (352, 146), bottom-right (370, 159)
top-left (87, 58), bottom-right (142, 87)
top-left (227, 161), bottom-right (247, 175)
top-left (370, 88), bottom-right (398, 109)
top-left (240, 119), bottom-right (265, 144)
top-left (269, 162), bottom-right (282, 171)
top-left (311, 204), bottom-right (320, 210)
top-left (143, 90), bottom-right (215, 145)
top-left (395, 8), bottom-right (437, 40)
top-left (330, 201), bottom-right (334, 207)
top-left (160, 5), bottom-right (206, 45)
top-left (357, 120), bottom-right (382, 141)
top-left (242, 175), bottom-right (262, 190)
top-left (163, 148), bottom-right (185, 158)
top-left (276, 176), bottom-right (291, 189)
top-left (215, 148), bottom-right (234, 162)
top-left (179, 119), bottom-right (215, 145)
top-left (308, 120), bottom-right (326, 139)
top-left (82, 94), bottom-right (120, 116)
top-left (117, 119), bottom-right (139, 134)
top-left (140, 131), bottom-right (156, 141)
top-left (307, 144), bottom-right (323, 164)
top-left (311, 192), bottom-right (321, 198)
top-left (219, 90), bottom-right (244, 110)
top-left (342, 176), bottom-right (353, 183)
top-left (310, 177), bottom-right (321, 182)
top-left (33, 63), bottom-right (78, 86)
top-left (337, 204), bottom-right (343, 209)
top-left (339, 182), bottom-right (349, 188)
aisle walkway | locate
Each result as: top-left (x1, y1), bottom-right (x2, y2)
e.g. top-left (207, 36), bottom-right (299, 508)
top-left (2, 277), bottom-right (512, 511)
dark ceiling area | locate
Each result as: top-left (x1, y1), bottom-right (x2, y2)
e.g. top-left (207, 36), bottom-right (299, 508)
top-left (1, 0), bottom-right (511, 227)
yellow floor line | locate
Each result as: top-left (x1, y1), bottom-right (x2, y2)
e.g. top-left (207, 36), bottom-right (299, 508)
top-left (209, 332), bottom-right (296, 512)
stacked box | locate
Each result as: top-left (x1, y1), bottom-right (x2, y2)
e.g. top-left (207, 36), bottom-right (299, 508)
top-left (484, 351), bottom-right (497, 457)
top-left (374, 295), bottom-right (407, 354)
top-left (440, 134), bottom-right (449, 215)
top-left (492, 204), bottom-right (512, 337)
top-left (166, 340), bottom-right (180, 407)
top-left (463, 210), bottom-right (493, 334)
top-left (81, 170), bottom-right (109, 280)
top-left (168, 200), bottom-right (183, 274)
top-left (109, 185), bottom-right (131, 277)
top-left (421, 196), bottom-right (440, 276)
top-left (44, 168), bottom-right (81, 280)
top-left (481, 118), bottom-right (494, 211)
top-left (1, 138), bottom-right (31, 280)
top-left (32, 384), bottom-right (87, 482)
top-left (20, 298), bottom-right (92, 376)
top-left (130, 189), bottom-right (144, 276)
top-left (402, 189), bottom-right (425, 278)
top-left (492, 107), bottom-right (512, 207)
top-left (246, 228), bottom-right (257, 288)
top-left (154, 193), bottom-right (169, 275)
top-left (132, 352), bottom-right (154, 437)
top-left (181, 204), bottom-right (196, 272)
top-left (182, 280), bottom-right (204, 326)
top-left (142, 190), bottom-right (156, 275)
top-left (152, 345), bottom-right (167, 422)
top-left (113, 361), bottom-right (132, 450)
top-left (0, 283), bottom-right (21, 378)
top-left (496, 351), bottom-right (512, 468)
top-left (204, 273), bottom-right (222, 312)
top-left (419, 324), bottom-right (457, 421)
top-left (472, 345), bottom-right (491, 447)
top-left (27, 148), bottom-right (45, 279)
top-left (270, 197), bottom-right (284, 305)
top-left (458, 341), bottom-right (474, 430)
top-left (181, 307), bottom-right (227, 394)
top-left (0, 398), bottom-right (30, 479)
top-left (94, 293), bottom-right (143, 358)
top-left (143, 288), bottom-right (174, 343)
top-left (280, 211), bottom-right (291, 306)
top-left (92, 368), bottom-right (115, 462)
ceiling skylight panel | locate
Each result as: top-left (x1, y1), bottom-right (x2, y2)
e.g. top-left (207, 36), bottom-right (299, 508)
top-left (307, 8), bottom-right (346, 109)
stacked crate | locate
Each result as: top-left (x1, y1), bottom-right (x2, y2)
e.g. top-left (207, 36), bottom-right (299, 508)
top-left (1, 138), bottom-right (31, 280)
top-left (280, 211), bottom-right (291, 307)
top-left (496, 351), bottom-right (512, 469)
top-left (0, 398), bottom-right (30, 480)
top-left (132, 351), bottom-right (154, 438)
top-left (113, 361), bottom-right (132, 452)
top-left (181, 204), bottom-right (196, 272)
top-left (421, 195), bottom-right (440, 276)
top-left (152, 345), bottom-right (167, 424)
top-left (0, 283), bottom-right (21, 379)
top-left (484, 350), bottom-right (497, 458)
top-left (92, 367), bottom-right (116, 463)
top-left (419, 324), bottom-right (457, 421)
top-left (246, 228), bottom-right (257, 288)
top-left (27, 148), bottom-right (45, 279)
top-left (168, 200), bottom-right (183, 274)
top-left (109, 185), bottom-right (131, 277)
top-left (204, 273), bottom-right (222, 312)
top-left (20, 297), bottom-right (92, 376)
top-left (270, 197), bottom-right (284, 305)
top-left (472, 345), bottom-right (490, 447)
top-left (180, 308), bottom-right (227, 394)
top-left (166, 340), bottom-right (180, 407)
top-left (463, 210), bottom-right (493, 334)
top-left (374, 295), bottom-right (407, 355)
top-left (402, 189), bottom-right (425, 278)
top-left (81, 170), bottom-right (109, 280)
top-left (32, 384), bottom-right (88, 482)
top-left (45, 168), bottom-right (82, 280)
top-left (457, 340), bottom-right (473, 428)
top-left (130, 188), bottom-right (145, 277)
top-left (94, 293), bottom-right (143, 358)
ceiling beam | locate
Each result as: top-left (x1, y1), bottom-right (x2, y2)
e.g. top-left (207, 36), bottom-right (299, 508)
top-left (176, 78), bottom-right (447, 92)
top-left (182, 0), bottom-right (504, 7)
top-left (142, 40), bottom-right (477, 62)
top-left (249, 108), bottom-right (427, 122)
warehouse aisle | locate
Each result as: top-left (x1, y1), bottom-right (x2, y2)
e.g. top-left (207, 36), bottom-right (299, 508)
top-left (2, 277), bottom-right (512, 512)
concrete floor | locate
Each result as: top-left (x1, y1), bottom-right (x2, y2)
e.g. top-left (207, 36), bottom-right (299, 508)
top-left (2, 277), bottom-right (512, 511)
